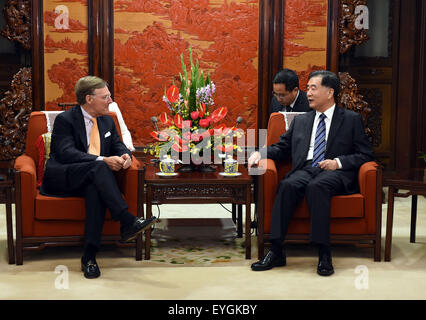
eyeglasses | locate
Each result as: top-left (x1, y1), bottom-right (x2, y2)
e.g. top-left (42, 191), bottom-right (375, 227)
top-left (91, 94), bottom-right (111, 101)
top-left (272, 91), bottom-right (288, 99)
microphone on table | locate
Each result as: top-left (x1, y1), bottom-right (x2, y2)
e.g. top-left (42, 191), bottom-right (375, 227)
top-left (235, 116), bottom-right (243, 128)
top-left (151, 116), bottom-right (159, 131)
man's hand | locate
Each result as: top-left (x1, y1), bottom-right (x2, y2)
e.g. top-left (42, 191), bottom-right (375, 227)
top-left (248, 151), bottom-right (261, 169)
top-left (318, 159), bottom-right (339, 171)
top-left (121, 153), bottom-right (132, 170)
top-left (103, 156), bottom-right (125, 171)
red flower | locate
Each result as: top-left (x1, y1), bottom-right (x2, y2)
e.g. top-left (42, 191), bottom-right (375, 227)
top-left (216, 144), bottom-right (234, 152)
top-left (159, 112), bottom-right (173, 126)
top-left (166, 85), bottom-right (179, 103)
top-left (199, 103), bottom-right (206, 118)
top-left (191, 132), bottom-right (203, 142)
top-left (210, 107), bottom-right (227, 123)
top-left (182, 120), bottom-right (192, 129)
top-left (190, 111), bottom-right (199, 120)
top-left (199, 118), bottom-right (210, 128)
top-left (150, 131), bottom-right (169, 141)
top-left (174, 113), bottom-right (183, 129)
top-left (172, 143), bottom-right (188, 153)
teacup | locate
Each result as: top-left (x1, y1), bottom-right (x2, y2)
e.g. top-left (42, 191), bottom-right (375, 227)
top-left (224, 157), bottom-right (238, 174)
top-left (159, 157), bottom-right (176, 174)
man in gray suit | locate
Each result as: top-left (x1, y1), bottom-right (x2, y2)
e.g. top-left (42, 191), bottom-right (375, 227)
top-left (249, 70), bottom-right (373, 276)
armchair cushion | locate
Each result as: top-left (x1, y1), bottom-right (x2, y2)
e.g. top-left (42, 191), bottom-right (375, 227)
top-left (35, 190), bottom-right (116, 221)
top-left (35, 132), bottom-right (52, 188)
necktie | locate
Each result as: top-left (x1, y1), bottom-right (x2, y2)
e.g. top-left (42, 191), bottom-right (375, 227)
top-left (88, 117), bottom-right (100, 156)
top-left (312, 113), bottom-right (326, 167)
top-left (285, 105), bottom-right (292, 112)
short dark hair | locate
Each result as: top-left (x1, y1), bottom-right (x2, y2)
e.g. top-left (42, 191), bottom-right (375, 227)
top-left (273, 69), bottom-right (299, 91)
top-left (75, 76), bottom-right (108, 105)
top-left (308, 70), bottom-right (340, 100)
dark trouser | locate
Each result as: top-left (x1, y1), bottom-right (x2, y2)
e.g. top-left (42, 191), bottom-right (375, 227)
top-left (42, 161), bottom-right (134, 251)
top-left (270, 161), bottom-right (346, 248)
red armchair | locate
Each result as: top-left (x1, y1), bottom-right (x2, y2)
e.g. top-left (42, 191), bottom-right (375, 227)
top-left (256, 112), bottom-right (382, 261)
top-left (13, 111), bottom-right (145, 265)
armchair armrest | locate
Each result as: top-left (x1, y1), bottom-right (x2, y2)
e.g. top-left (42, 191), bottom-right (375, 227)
top-left (119, 156), bottom-right (145, 218)
top-left (14, 154), bottom-right (37, 236)
top-left (357, 161), bottom-right (380, 234)
top-left (358, 161), bottom-right (378, 197)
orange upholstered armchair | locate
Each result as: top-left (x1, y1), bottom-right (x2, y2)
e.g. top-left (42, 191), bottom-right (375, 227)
top-left (13, 111), bottom-right (144, 265)
top-left (256, 112), bottom-right (382, 261)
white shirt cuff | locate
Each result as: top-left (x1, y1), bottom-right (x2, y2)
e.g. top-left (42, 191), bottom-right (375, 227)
top-left (334, 158), bottom-right (342, 169)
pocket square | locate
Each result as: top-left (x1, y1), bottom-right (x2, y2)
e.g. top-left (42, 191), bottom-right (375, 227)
top-left (104, 131), bottom-right (111, 138)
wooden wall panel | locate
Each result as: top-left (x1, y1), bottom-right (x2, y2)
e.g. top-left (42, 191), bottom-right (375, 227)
top-left (283, 0), bottom-right (328, 90)
top-left (113, 0), bottom-right (259, 145)
top-left (43, 0), bottom-right (88, 110)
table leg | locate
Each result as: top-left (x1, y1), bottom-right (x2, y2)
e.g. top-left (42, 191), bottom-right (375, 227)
top-left (237, 204), bottom-right (243, 238)
top-left (245, 186), bottom-right (251, 259)
top-left (5, 186), bottom-right (15, 264)
top-left (385, 186), bottom-right (395, 261)
top-left (410, 195), bottom-right (417, 243)
top-left (145, 186), bottom-right (152, 260)
top-left (232, 203), bottom-right (236, 224)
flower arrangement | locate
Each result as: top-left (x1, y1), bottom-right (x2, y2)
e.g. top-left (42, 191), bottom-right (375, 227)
top-left (145, 47), bottom-right (242, 166)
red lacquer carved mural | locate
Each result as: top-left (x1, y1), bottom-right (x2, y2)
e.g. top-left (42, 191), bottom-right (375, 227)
top-left (283, 0), bottom-right (328, 90)
top-left (43, 0), bottom-right (88, 110)
top-left (114, 0), bottom-right (259, 145)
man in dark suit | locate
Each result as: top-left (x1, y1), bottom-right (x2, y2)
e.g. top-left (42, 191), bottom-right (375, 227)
top-left (249, 70), bottom-right (373, 276)
top-left (41, 76), bottom-right (157, 279)
top-left (268, 68), bottom-right (311, 117)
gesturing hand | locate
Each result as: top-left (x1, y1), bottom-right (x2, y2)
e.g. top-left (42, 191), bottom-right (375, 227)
top-left (103, 156), bottom-right (125, 171)
top-left (121, 153), bottom-right (132, 170)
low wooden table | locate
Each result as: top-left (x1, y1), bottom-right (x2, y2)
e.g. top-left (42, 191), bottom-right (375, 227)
top-left (384, 168), bottom-right (426, 261)
top-left (144, 164), bottom-right (253, 260)
top-left (0, 170), bottom-right (15, 264)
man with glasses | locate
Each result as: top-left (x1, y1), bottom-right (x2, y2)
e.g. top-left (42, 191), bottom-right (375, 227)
top-left (41, 76), bottom-right (157, 279)
top-left (269, 68), bottom-right (311, 117)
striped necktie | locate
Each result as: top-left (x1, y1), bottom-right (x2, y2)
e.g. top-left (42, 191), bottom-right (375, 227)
top-left (312, 113), bottom-right (326, 167)
top-left (88, 117), bottom-right (100, 156)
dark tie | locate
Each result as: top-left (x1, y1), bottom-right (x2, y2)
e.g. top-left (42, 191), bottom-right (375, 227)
top-left (284, 105), bottom-right (292, 112)
top-left (312, 113), bottom-right (326, 167)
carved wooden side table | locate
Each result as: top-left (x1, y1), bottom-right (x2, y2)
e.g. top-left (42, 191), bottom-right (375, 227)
top-left (384, 169), bottom-right (426, 261)
top-left (0, 169), bottom-right (15, 264)
top-left (144, 164), bottom-right (253, 260)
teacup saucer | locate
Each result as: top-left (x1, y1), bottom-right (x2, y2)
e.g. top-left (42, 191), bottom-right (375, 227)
top-left (219, 172), bottom-right (242, 177)
top-left (156, 172), bottom-right (178, 177)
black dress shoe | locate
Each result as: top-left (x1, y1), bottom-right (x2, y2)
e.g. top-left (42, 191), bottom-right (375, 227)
top-left (251, 251), bottom-right (286, 271)
top-left (317, 254), bottom-right (334, 276)
top-left (81, 258), bottom-right (101, 279)
top-left (121, 216), bottom-right (158, 242)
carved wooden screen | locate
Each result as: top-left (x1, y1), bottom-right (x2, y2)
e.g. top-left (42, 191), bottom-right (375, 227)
top-left (113, 1), bottom-right (259, 145)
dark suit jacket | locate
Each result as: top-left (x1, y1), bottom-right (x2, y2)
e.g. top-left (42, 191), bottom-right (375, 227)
top-left (266, 106), bottom-right (374, 194)
top-left (42, 106), bottom-right (131, 192)
top-left (269, 90), bottom-right (311, 116)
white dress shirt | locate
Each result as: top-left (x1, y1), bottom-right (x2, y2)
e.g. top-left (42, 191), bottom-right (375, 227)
top-left (306, 104), bottom-right (342, 168)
